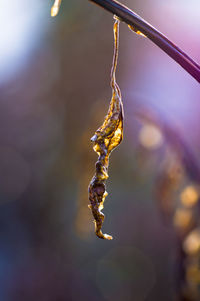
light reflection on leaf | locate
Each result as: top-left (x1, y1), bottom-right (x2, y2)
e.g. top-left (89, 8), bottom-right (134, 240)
top-left (88, 17), bottom-right (124, 240)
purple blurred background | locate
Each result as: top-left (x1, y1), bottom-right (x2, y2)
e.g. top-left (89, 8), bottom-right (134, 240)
top-left (0, 0), bottom-right (199, 300)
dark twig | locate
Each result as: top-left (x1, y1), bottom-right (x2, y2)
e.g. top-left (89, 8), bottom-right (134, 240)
top-left (89, 0), bottom-right (200, 83)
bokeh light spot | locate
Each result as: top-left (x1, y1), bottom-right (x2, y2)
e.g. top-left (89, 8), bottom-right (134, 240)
top-left (173, 209), bottom-right (193, 231)
top-left (180, 185), bottom-right (199, 208)
top-left (139, 124), bottom-right (163, 150)
top-left (183, 228), bottom-right (200, 255)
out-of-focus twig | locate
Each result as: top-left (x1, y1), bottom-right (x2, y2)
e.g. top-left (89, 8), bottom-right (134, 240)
top-left (135, 106), bottom-right (200, 184)
top-left (135, 106), bottom-right (200, 300)
top-left (89, 0), bottom-right (200, 83)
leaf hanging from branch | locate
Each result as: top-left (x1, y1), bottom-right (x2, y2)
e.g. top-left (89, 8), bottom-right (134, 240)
top-left (88, 16), bottom-right (124, 240)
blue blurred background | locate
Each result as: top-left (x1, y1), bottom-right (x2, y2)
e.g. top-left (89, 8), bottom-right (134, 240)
top-left (0, 0), bottom-right (200, 300)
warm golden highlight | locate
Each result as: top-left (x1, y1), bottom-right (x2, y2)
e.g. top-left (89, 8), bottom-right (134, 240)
top-left (51, 0), bottom-right (62, 17)
top-left (88, 17), bottom-right (124, 240)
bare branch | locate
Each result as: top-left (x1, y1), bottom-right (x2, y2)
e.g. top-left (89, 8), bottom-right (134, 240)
top-left (89, 0), bottom-right (200, 83)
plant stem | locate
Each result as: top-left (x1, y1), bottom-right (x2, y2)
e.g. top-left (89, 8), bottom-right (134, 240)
top-left (89, 0), bottom-right (200, 83)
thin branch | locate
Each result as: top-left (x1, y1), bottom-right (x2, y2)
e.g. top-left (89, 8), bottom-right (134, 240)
top-left (89, 0), bottom-right (200, 83)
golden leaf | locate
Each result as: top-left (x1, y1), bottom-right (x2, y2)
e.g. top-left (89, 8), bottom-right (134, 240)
top-left (88, 17), bottom-right (124, 240)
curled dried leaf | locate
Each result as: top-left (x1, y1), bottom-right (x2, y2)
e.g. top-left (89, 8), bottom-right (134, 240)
top-left (88, 17), bottom-right (124, 240)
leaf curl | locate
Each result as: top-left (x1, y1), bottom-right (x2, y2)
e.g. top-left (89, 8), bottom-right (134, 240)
top-left (88, 17), bottom-right (124, 240)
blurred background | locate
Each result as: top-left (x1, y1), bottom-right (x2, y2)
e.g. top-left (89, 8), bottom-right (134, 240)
top-left (0, 0), bottom-right (200, 300)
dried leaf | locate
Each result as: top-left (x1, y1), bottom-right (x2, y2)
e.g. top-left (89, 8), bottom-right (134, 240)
top-left (88, 17), bottom-right (124, 240)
